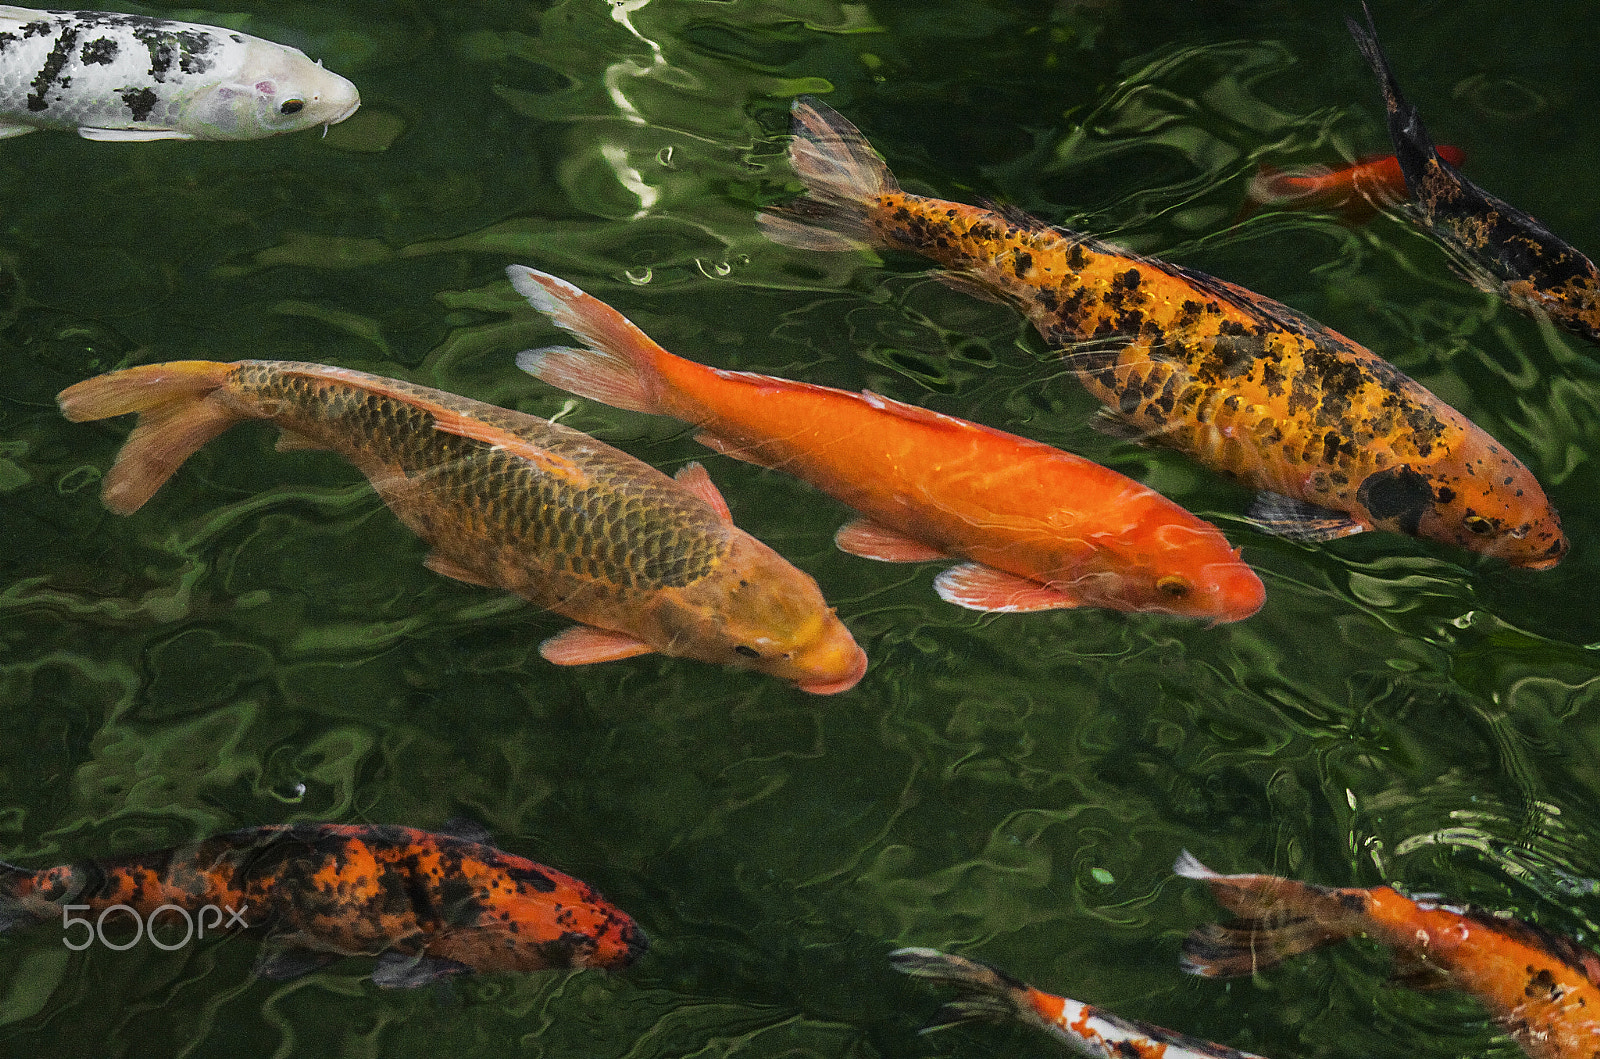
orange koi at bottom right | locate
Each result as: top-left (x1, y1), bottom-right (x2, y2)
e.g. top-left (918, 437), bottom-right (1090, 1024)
top-left (1179, 852), bottom-right (1600, 1059)
top-left (1241, 145), bottom-right (1466, 224)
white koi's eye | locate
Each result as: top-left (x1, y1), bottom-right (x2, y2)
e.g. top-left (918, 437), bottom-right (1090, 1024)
top-left (279, 99), bottom-right (305, 115)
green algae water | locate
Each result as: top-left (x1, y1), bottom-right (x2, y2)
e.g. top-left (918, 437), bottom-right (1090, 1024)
top-left (4, 0), bottom-right (1600, 1055)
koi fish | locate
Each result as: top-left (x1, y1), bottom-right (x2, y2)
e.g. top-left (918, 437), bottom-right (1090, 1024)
top-left (1178, 851), bottom-right (1600, 1059)
top-left (890, 947), bottom-right (1269, 1059)
top-left (758, 97), bottom-right (1566, 569)
top-left (1348, 5), bottom-right (1600, 344)
top-left (57, 360), bottom-right (866, 692)
top-left (0, 6), bottom-right (359, 141)
top-left (508, 266), bottom-right (1264, 623)
top-left (1240, 145), bottom-right (1465, 224)
top-left (0, 821), bottom-right (645, 986)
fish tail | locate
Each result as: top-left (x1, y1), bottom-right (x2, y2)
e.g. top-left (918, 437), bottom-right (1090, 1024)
top-left (889, 948), bottom-right (1050, 1034)
top-left (57, 361), bottom-right (242, 515)
top-left (757, 96), bottom-right (900, 252)
top-left (1345, 4), bottom-right (1439, 190)
top-left (507, 265), bottom-right (678, 416)
top-left (1175, 851), bottom-right (1364, 978)
top-left (0, 861), bottom-right (50, 933)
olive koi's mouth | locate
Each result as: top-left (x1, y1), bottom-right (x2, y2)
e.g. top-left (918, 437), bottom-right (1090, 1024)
top-left (794, 643), bottom-right (869, 695)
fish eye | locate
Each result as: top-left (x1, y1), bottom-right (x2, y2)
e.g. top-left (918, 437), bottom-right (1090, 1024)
top-left (734, 645), bottom-right (760, 659)
top-left (279, 99), bottom-right (305, 115)
top-left (1157, 575), bottom-right (1191, 598)
top-left (1465, 516), bottom-right (1494, 535)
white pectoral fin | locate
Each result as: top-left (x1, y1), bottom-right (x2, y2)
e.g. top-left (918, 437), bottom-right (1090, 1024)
top-left (933, 562), bottom-right (1085, 613)
top-left (77, 127), bottom-right (196, 142)
top-left (834, 518), bottom-right (948, 563)
top-left (539, 625), bottom-right (657, 666)
top-left (1247, 492), bottom-right (1367, 541)
top-left (0, 123), bottom-right (35, 140)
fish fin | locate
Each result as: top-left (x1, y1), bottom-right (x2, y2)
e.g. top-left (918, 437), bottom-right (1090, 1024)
top-left (934, 563), bottom-right (1081, 613)
top-left (253, 946), bottom-right (342, 981)
top-left (425, 406), bottom-right (591, 485)
top-left (1088, 407), bottom-right (1148, 441)
top-left (0, 124), bottom-right (34, 140)
top-left (1388, 950), bottom-right (1452, 991)
top-left (889, 948), bottom-right (1037, 1033)
top-left (1345, 4), bottom-right (1439, 195)
top-left (371, 951), bottom-right (474, 989)
top-left (77, 127), bottom-right (196, 142)
top-left (57, 361), bottom-right (242, 515)
top-left (438, 817), bottom-right (495, 846)
top-left (835, 518), bottom-right (948, 563)
top-left (757, 97), bottom-right (901, 251)
top-left (931, 270), bottom-right (1009, 305)
top-left (539, 625), bottom-right (657, 666)
top-left (1248, 492), bottom-right (1367, 541)
top-left (692, 430), bottom-right (780, 470)
top-left (274, 429), bottom-right (325, 452)
top-left (423, 552), bottom-right (496, 588)
top-left (507, 266), bottom-right (670, 415)
top-left (0, 861), bottom-right (47, 934)
top-left (674, 462), bottom-right (732, 523)
top-left (754, 212), bottom-right (867, 252)
top-left (1175, 850), bottom-right (1363, 978)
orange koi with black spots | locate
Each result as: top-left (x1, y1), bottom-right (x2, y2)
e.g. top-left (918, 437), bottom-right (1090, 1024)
top-left (57, 360), bottom-right (866, 692)
top-left (1179, 852), bottom-right (1600, 1059)
top-left (759, 98), bottom-right (1565, 568)
top-left (0, 823), bottom-right (645, 986)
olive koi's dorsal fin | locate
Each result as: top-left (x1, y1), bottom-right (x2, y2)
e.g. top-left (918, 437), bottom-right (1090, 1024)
top-left (372, 952), bottom-right (475, 989)
top-left (674, 462), bottom-right (732, 524)
top-left (933, 563), bottom-right (1083, 613)
top-left (1248, 492), bottom-right (1367, 542)
top-left (423, 553), bottom-right (497, 588)
top-left (253, 946), bottom-right (342, 981)
top-left (835, 518), bottom-right (948, 563)
top-left (540, 625), bottom-right (657, 666)
top-left (426, 405), bottom-right (590, 487)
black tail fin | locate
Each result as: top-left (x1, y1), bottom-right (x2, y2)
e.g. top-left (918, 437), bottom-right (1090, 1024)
top-left (1345, 2), bottom-right (1443, 195)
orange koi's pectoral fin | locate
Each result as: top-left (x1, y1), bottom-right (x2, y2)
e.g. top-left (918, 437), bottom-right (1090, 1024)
top-left (674, 462), bottom-right (732, 523)
top-left (253, 945), bottom-right (343, 982)
top-left (932, 270), bottom-right (1009, 306)
top-left (372, 952), bottom-right (476, 989)
top-left (1388, 950), bottom-right (1453, 992)
top-left (835, 518), bottom-right (949, 563)
top-left (1248, 492), bottom-right (1367, 542)
top-left (424, 553), bottom-right (497, 588)
top-left (540, 625), bottom-right (657, 666)
top-left (1088, 407), bottom-right (1187, 446)
top-left (933, 563), bottom-right (1084, 613)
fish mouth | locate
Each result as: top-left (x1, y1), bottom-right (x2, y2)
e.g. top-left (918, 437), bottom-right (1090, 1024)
top-left (793, 643), bottom-right (868, 695)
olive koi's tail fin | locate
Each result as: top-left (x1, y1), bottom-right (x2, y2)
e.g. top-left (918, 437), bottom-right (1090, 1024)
top-left (756, 96), bottom-right (900, 253)
top-left (889, 948), bottom-right (1053, 1036)
top-left (1175, 850), bottom-right (1364, 978)
top-left (507, 265), bottom-right (679, 417)
top-left (57, 361), bottom-right (240, 515)
top-left (1345, 3), bottom-right (1439, 193)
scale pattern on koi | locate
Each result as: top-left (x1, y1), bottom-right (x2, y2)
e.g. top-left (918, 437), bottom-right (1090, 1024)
top-left (759, 97), bottom-right (1565, 568)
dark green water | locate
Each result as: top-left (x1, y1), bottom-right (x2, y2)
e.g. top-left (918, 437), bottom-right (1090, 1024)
top-left (4, 0), bottom-right (1600, 1055)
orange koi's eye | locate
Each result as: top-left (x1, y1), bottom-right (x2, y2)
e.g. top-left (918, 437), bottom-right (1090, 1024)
top-left (1465, 516), bottom-right (1494, 535)
top-left (734, 645), bottom-right (761, 659)
top-left (1157, 575), bottom-right (1191, 598)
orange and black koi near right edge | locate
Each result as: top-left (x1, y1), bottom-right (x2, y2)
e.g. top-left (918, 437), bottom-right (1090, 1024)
top-left (760, 97), bottom-right (1565, 568)
top-left (0, 822), bottom-right (645, 987)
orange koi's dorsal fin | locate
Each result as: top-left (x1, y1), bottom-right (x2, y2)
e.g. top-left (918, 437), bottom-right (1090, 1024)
top-left (857, 390), bottom-right (970, 430)
top-left (423, 552), bottom-right (496, 588)
top-left (835, 518), bottom-right (948, 563)
top-left (673, 462), bottom-right (732, 524)
top-left (539, 625), bottom-right (657, 666)
top-left (933, 563), bottom-right (1083, 613)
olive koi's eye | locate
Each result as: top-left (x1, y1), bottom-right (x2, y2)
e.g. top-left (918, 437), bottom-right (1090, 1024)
top-left (1465, 516), bottom-right (1494, 535)
top-left (1157, 575), bottom-right (1191, 598)
top-left (734, 645), bottom-right (760, 659)
top-left (280, 99), bottom-right (305, 115)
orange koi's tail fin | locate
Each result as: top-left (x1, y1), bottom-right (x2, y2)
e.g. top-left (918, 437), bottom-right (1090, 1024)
top-left (507, 265), bottom-right (677, 416)
top-left (1176, 851), bottom-right (1365, 978)
top-left (757, 96), bottom-right (900, 253)
top-left (889, 948), bottom-right (1047, 1035)
top-left (57, 361), bottom-right (240, 515)
top-left (0, 860), bottom-right (53, 934)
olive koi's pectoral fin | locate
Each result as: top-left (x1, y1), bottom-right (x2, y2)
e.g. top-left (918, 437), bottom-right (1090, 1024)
top-left (674, 462), bottom-right (732, 523)
top-left (540, 625), bottom-right (657, 666)
top-left (424, 552), bottom-right (497, 588)
top-left (371, 951), bottom-right (475, 989)
top-left (934, 563), bottom-right (1083, 613)
top-left (835, 518), bottom-right (948, 563)
top-left (253, 946), bottom-right (343, 981)
top-left (77, 127), bottom-right (197, 143)
top-left (1248, 493), bottom-right (1367, 542)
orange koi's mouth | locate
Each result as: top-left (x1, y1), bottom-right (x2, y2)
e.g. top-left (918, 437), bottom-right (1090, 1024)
top-left (794, 643), bottom-right (868, 695)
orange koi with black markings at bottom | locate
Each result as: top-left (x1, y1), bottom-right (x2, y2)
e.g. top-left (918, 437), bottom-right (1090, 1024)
top-left (0, 822), bottom-right (645, 987)
top-left (57, 360), bottom-right (866, 692)
top-left (759, 97), bottom-right (1565, 569)
top-left (1178, 851), bottom-right (1600, 1059)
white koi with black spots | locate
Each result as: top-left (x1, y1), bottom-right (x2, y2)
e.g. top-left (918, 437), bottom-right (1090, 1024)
top-left (0, 6), bottom-right (358, 141)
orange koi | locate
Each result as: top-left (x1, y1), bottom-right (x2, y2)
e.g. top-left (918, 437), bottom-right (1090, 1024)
top-left (507, 266), bottom-right (1264, 623)
top-left (0, 822), bottom-right (645, 986)
top-left (759, 97), bottom-right (1565, 568)
top-left (1241, 145), bottom-right (1466, 224)
top-left (892, 948), bottom-right (1271, 1059)
top-left (1349, 5), bottom-right (1600, 343)
top-left (1178, 851), bottom-right (1600, 1059)
top-left (57, 360), bottom-right (866, 692)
